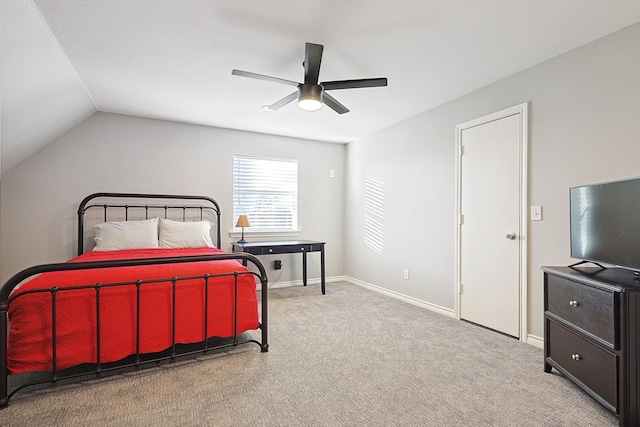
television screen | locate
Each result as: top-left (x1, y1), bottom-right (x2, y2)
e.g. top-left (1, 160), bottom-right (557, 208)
top-left (570, 176), bottom-right (640, 271)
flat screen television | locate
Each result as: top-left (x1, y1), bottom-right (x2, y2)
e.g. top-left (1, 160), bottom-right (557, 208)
top-left (570, 176), bottom-right (640, 273)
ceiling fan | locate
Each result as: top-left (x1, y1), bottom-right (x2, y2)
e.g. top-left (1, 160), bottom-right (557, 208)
top-left (232, 42), bottom-right (387, 114)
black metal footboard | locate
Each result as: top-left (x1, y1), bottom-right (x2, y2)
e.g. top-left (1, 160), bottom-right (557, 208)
top-left (0, 252), bottom-right (268, 409)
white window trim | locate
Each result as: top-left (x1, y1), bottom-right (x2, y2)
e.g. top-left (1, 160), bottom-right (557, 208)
top-left (228, 229), bottom-right (301, 239)
top-left (232, 154), bottom-right (299, 236)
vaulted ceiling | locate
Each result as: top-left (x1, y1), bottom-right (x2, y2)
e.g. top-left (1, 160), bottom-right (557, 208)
top-left (2, 0), bottom-right (640, 173)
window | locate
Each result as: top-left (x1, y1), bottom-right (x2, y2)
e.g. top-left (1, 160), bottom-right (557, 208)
top-left (233, 155), bottom-right (298, 232)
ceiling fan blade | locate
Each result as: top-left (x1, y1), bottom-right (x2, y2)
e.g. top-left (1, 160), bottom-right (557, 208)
top-left (304, 43), bottom-right (323, 85)
top-left (232, 69), bottom-right (299, 87)
top-left (322, 92), bottom-right (349, 114)
top-left (322, 77), bottom-right (388, 91)
top-left (264, 91), bottom-right (298, 111)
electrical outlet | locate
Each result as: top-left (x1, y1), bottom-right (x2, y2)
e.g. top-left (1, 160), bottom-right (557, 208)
top-left (403, 269), bottom-right (410, 280)
top-left (274, 260), bottom-right (282, 270)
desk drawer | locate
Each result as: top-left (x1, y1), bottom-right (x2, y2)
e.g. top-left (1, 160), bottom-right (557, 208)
top-left (237, 246), bottom-right (263, 255)
top-left (260, 244), bottom-right (313, 255)
top-left (547, 320), bottom-right (618, 411)
top-left (547, 275), bottom-right (616, 347)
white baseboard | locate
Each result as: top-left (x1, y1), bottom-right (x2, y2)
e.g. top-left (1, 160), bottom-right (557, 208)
top-left (266, 276), bottom-right (345, 289)
top-left (343, 276), bottom-right (455, 318)
top-left (525, 334), bottom-right (544, 348)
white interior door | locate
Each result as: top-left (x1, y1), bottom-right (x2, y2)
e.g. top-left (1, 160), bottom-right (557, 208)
top-left (459, 112), bottom-right (523, 338)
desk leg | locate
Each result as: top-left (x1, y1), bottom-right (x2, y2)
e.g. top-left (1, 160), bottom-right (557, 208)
top-left (321, 246), bottom-right (325, 295)
top-left (302, 252), bottom-right (307, 286)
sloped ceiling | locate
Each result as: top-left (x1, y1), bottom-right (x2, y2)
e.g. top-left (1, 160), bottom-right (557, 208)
top-left (2, 0), bottom-right (640, 174)
top-left (1, 0), bottom-right (96, 174)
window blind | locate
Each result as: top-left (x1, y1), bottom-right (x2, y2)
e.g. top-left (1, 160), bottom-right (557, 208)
top-left (233, 155), bottom-right (298, 231)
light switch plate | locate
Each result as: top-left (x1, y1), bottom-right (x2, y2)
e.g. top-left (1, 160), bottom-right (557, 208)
top-left (531, 205), bottom-right (542, 221)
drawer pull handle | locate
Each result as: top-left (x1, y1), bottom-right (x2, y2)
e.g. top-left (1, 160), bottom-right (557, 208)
top-left (269, 249), bottom-right (273, 253)
top-left (571, 354), bottom-right (581, 361)
top-left (300, 247), bottom-right (305, 251)
top-left (569, 300), bottom-right (579, 307)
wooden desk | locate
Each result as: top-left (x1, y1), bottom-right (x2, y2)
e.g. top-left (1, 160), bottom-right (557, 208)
top-left (232, 240), bottom-right (326, 295)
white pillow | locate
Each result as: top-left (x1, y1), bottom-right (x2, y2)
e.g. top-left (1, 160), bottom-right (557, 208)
top-left (158, 218), bottom-right (215, 248)
top-left (93, 217), bottom-right (159, 251)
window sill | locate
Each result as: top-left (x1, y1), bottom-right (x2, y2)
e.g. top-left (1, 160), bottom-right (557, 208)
top-left (229, 230), bottom-right (301, 239)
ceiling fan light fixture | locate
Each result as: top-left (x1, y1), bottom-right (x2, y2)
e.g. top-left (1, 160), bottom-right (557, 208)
top-left (297, 84), bottom-right (323, 111)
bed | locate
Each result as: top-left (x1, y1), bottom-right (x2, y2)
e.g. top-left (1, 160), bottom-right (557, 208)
top-left (0, 192), bottom-right (268, 408)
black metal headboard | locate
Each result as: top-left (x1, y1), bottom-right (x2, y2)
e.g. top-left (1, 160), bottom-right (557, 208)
top-left (77, 192), bottom-right (222, 255)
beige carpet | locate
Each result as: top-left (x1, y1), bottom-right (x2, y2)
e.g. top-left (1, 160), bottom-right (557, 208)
top-left (3, 282), bottom-right (617, 426)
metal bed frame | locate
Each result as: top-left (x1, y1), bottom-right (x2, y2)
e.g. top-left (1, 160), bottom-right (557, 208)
top-left (0, 193), bottom-right (268, 409)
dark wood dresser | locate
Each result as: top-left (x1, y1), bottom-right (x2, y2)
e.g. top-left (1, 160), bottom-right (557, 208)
top-left (543, 267), bottom-right (640, 426)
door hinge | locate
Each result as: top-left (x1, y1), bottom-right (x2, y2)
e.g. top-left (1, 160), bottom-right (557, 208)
top-left (459, 214), bottom-right (464, 225)
top-left (460, 145), bottom-right (465, 156)
top-left (459, 283), bottom-right (464, 294)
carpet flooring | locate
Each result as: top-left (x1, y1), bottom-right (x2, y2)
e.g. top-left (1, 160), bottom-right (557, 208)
top-left (3, 282), bottom-right (617, 426)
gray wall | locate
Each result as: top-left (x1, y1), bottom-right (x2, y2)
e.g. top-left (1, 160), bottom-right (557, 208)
top-left (0, 112), bottom-right (345, 284)
top-left (1, 23), bottom-right (638, 343)
top-left (344, 23), bottom-right (640, 340)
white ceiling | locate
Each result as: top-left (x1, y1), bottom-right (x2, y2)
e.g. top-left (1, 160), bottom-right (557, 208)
top-left (2, 0), bottom-right (640, 173)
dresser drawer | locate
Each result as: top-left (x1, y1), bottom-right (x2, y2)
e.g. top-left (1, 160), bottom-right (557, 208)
top-left (547, 320), bottom-right (618, 411)
top-left (546, 275), bottom-right (616, 347)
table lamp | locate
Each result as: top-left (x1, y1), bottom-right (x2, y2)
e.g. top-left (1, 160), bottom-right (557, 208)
top-left (235, 215), bottom-right (250, 244)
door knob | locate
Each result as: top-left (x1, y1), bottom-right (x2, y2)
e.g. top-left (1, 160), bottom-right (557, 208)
top-left (506, 233), bottom-right (517, 240)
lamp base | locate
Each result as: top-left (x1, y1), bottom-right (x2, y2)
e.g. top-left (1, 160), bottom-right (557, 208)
top-left (237, 228), bottom-right (247, 244)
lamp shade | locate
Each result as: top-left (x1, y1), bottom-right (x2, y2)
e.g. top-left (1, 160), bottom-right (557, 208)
top-left (235, 215), bottom-right (251, 228)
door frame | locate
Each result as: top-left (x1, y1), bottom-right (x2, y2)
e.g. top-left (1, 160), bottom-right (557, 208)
top-left (454, 103), bottom-right (529, 342)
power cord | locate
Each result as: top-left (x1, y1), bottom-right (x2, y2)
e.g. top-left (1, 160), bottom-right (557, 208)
top-left (268, 267), bottom-right (284, 288)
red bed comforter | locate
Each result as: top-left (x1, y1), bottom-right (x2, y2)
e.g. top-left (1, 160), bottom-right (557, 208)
top-left (7, 247), bottom-right (259, 374)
